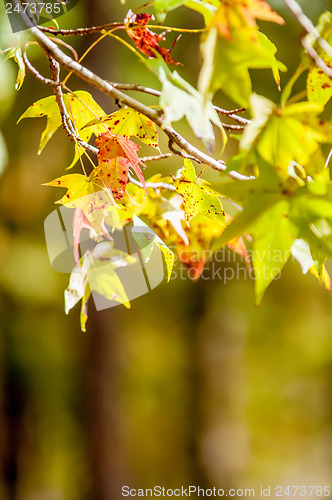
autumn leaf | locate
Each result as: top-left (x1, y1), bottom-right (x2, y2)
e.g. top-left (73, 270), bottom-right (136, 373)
top-left (213, 0), bottom-right (284, 40)
top-left (18, 95), bottom-right (62, 154)
top-left (252, 200), bottom-right (299, 304)
top-left (91, 157), bottom-right (131, 200)
top-left (306, 12), bottom-right (332, 106)
top-left (83, 107), bottom-right (159, 148)
top-left (65, 91), bottom-right (106, 169)
top-left (18, 91), bottom-right (105, 164)
top-left (198, 27), bottom-right (286, 107)
top-left (43, 173), bottom-right (96, 205)
top-left (131, 214), bottom-right (175, 281)
top-left (65, 241), bottom-right (136, 331)
top-left (174, 159), bottom-right (226, 223)
top-left (125, 11), bottom-right (181, 65)
top-left (95, 132), bottom-right (147, 198)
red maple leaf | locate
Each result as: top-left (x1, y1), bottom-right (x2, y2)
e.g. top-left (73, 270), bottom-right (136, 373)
top-left (94, 132), bottom-right (147, 199)
top-left (92, 157), bottom-right (131, 200)
top-left (126, 13), bottom-right (181, 66)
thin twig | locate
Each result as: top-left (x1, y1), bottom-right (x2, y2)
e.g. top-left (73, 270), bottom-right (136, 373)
top-left (220, 123), bottom-right (246, 132)
top-left (282, 0), bottom-right (332, 77)
top-left (325, 147), bottom-right (332, 169)
top-left (282, 0), bottom-right (332, 59)
top-left (215, 106), bottom-right (250, 126)
top-left (140, 153), bottom-right (172, 162)
top-left (217, 107), bottom-right (247, 116)
top-left (167, 139), bottom-right (202, 163)
top-left (23, 49), bottom-right (61, 87)
top-left (39, 23), bottom-right (124, 36)
top-left (128, 173), bottom-right (176, 191)
top-left (111, 82), bottom-right (161, 97)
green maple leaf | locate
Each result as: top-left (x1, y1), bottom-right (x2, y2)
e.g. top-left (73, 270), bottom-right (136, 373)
top-left (252, 200), bottom-right (299, 304)
top-left (198, 24), bottom-right (286, 107)
top-left (241, 95), bottom-right (331, 177)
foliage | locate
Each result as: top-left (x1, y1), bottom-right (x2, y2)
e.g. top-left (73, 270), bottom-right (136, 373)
top-left (2, 0), bottom-right (332, 331)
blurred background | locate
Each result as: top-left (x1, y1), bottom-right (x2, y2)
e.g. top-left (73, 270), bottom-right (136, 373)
top-left (1, 0), bottom-right (332, 498)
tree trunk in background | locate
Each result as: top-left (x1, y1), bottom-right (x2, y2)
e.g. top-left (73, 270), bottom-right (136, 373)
top-left (82, 2), bottom-right (124, 499)
top-left (0, 307), bottom-right (27, 500)
top-left (84, 305), bottom-right (124, 500)
top-left (185, 279), bottom-right (211, 488)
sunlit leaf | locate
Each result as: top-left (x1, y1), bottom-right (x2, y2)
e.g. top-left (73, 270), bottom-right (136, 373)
top-left (198, 27), bottom-right (286, 107)
top-left (174, 159), bottom-right (226, 223)
top-left (43, 173), bottom-right (96, 205)
top-left (65, 91), bottom-right (106, 169)
top-left (18, 95), bottom-right (62, 154)
top-left (18, 91), bottom-right (105, 161)
top-left (306, 12), bottom-right (332, 106)
top-left (83, 107), bottom-right (159, 148)
top-left (241, 95), bottom-right (329, 176)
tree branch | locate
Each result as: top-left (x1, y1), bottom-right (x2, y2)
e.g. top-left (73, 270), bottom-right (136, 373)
top-left (112, 83), bottom-right (250, 127)
top-left (31, 27), bottom-right (251, 181)
top-left (46, 53), bottom-right (98, 157)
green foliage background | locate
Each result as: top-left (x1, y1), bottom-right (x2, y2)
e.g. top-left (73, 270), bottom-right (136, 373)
top-left (0, 0), bottom-right (332, 498)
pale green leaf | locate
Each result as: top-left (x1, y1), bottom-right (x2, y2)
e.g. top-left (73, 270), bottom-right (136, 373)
top-left (253, 200), bottom-right (299, 304)
top-left (159, 68), bottom-right (225, 151)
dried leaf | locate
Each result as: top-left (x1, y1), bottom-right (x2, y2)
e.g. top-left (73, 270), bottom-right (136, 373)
top-left (126, 12), bottom-right (181, 65)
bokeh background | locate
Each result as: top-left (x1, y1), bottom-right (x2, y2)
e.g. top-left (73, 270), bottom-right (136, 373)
top-left (1, 0), bottom-right (332, 498)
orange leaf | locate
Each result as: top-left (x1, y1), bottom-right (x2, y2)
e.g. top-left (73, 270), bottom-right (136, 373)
top-left (245, 0), bottom-right (285, 25)
top-left (213, 0), bottom-right (284, 39)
